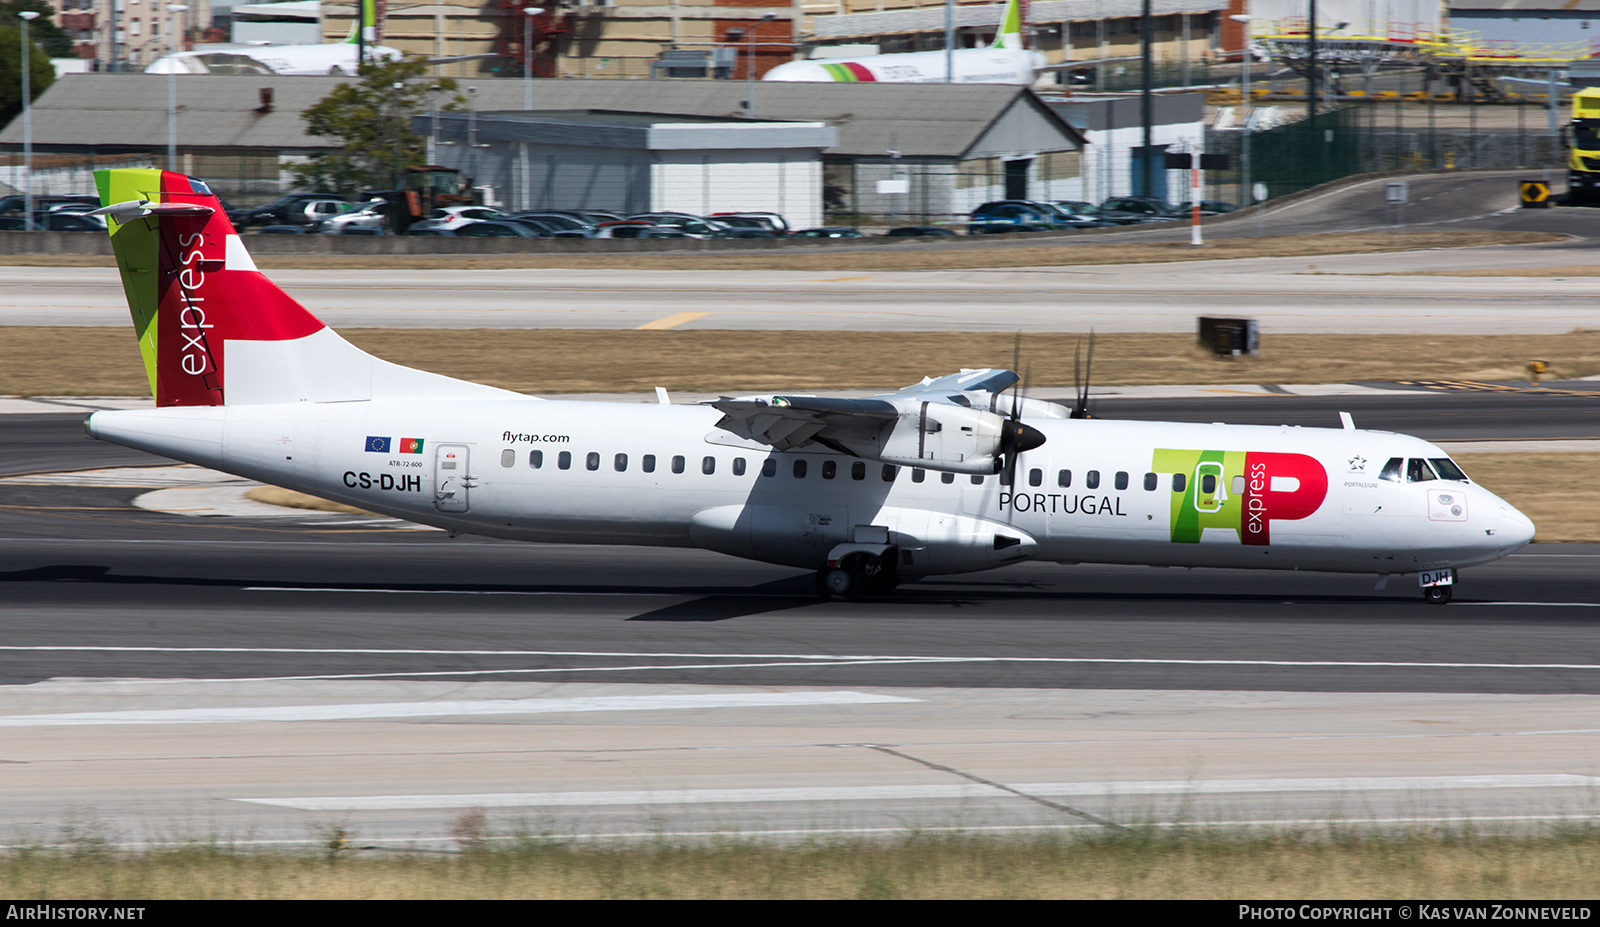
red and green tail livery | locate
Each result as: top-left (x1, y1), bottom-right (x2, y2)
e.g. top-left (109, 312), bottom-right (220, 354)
top-left (95, 169), bottom-right (324, 408)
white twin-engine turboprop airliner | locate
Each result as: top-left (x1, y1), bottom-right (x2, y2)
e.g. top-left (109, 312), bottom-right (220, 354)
top-left (85, 169), bottom-right (1534, 604)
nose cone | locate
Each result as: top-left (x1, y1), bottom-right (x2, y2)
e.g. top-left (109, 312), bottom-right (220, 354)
top-left (1500, 504), bottom-right (1536, 554)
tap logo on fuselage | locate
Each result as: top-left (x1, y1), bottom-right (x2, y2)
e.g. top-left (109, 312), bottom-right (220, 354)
top-left (1152, 449), bottom-right (1329, 545)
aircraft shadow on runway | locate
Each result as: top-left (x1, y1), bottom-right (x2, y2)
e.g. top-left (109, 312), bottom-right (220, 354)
top-left (0, 562), bottom-right (1519, 621)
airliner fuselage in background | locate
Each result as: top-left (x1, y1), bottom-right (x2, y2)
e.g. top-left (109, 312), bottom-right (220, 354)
top-left (763, 0), bottom-right (1045, 86)
top-left (84, 169), bottom-right (1534, 604)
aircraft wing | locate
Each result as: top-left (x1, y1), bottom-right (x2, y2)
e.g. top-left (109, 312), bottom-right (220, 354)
top-left (705, 368), bottom-right (1041, 472)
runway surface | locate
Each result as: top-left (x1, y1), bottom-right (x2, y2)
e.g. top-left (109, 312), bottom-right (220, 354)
top-left (4, 396), bottom-right (1599, 846)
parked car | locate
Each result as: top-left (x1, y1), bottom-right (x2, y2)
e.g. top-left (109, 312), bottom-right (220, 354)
top-left (970, 200), bottom-right (1105, 231)
top-left (1175, 200), bottom-right (1241, 216)
top-left (1052, 200), bottom-right (1145, 226)
top-left (711, 211), bottom-right (791, 234)
top-left (0, 194), bottom-right (99, 216)
top-left (407, 206), bottom-right (511, 233)
top-left (592, 220), bottom-right (659, 239)
top-left (792, 227), bottom-right (863, 238)
top-left (626, 213), bottom-right (731, 238)
top-left (711, 227), bottom-right (780, 239)
top-left (885, 226), bottom-right (957, 237)
top-left (509, 212), bottom-right (595, 236)
top-left (314, 199), bottom-right (388, 234)
top-left (256, 225), bottom-right (311, 234)
top-left (1098, 196), bottom-right (1184, 221)
top-left (453, 220), bottom-right (544, 238)
top-left (31, 211), bottom-right (106, 231)
top-left (238, 192), bottom-right (349, 227)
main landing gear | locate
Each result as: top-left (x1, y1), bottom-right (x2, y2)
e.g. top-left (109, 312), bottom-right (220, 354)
top-left (815, 552), bottom-right (898, 601)
top-left (1423, 585), bottom-right (1453, 605)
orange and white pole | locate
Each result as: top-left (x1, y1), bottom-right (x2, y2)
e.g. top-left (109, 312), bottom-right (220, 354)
top-left (1190, 163), bottom-right (1203, 246)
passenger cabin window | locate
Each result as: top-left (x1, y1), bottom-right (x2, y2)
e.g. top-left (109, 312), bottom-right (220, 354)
top-left (941, 472), bottom-right (955, 484)
top-left (1144, 472), bottom-right (1157, 491)
top-left (793, 459), bottom-right (807, 478)
top-left (1379, 458), bottom-right (1403, 482)
top-left (882, 465), bottom-right (897, 482)
top-left (1172, 472), bottom-right (1186, 492)
top-left (1058, 470), bottom-right (1071, 488)
top-left (558, 451), bottom-right (572, 470)
top-left (1114, 471), bottom-right (1129, 491)
top-left (702, 456), bottom-right (716, 475)
top-left (970, 474), bottom-right (984, 485)
top-left (733, 458), bottom-right (747, 476)
top-left (852, 461), bottom-right (866, 481)
top-left (822, 460), bottom-right (836, 480)
top-left (1201, 473), bottom-right (1216, 494)
top-left (1028, 468), bottom-right (1043, 487)
top-left (614, 453), bottom-right (627, 472)
top-left (1232, 475), bottom-right (1246, 495)
top-left (671, 455), bottom-right (685, 474)
top-left (501, 449), bottom-right (515, 468)
top-left (1430, 458), bottom-right (1469, 482)
top-left (762, 459), bottom-right (777, 477)
top-left (1086, 470), bottom-right (1100, 490)
top-left (642, 454), bottom-right (655, 473)
top-left (529, 450), bottom-right (543, 469)
top-left (1406, 458), bottom-right (1437, 483)
top-left (586, 452), bottom-right (600, 471)
top-left (912, 468), bottom-right (925, 483)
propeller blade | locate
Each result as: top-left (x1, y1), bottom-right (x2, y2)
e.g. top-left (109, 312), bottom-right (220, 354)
top-left (1071, 330), bottom-right (1096, 419)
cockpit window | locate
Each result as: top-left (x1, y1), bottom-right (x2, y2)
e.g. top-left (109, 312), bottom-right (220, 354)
top-left (1406, 458), bottom-right (1438, 483)
top-left (1379, 458), bottom-right (1403, 482)
top-left (1429, 458), bottom-right (1469, 482)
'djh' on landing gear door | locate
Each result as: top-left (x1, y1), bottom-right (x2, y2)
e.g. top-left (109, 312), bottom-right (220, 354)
top-left (434, 444), bottom-right (471, 513)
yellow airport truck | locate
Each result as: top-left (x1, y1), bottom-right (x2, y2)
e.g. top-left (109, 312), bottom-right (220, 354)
top-left (1567, 87), bottom-right (1600, 205)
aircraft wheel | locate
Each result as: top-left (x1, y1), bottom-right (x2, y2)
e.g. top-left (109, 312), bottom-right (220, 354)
top-left (1423, 585), bottom-right (1453, 605)
top-left (817, 566), bottom-right (860, 601)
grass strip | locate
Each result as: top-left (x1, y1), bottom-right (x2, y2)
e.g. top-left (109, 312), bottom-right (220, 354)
top-left (0, 230), bottom-right (1562, 272)
top-left (5, 329), bottom-right (1600, 396)
top-left (5, 830), bottom-right (1599, 899)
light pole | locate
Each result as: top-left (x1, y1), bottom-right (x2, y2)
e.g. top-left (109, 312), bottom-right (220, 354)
top-left (1230, 13), bottom-right (1252, 210)
top-left (18, 10), bottom-right (37, 230)
top-left (166, 4), bottom-right (188, 170)
top-left (522, 6), bottom-right (544, 111)
top-left (746, 13), bottom-right (774, 118)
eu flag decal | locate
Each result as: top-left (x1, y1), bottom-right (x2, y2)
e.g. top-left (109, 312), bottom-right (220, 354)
top-left (398, 438), bottom-right (425, 454)
top-left (366, 436), bottom-right (391, 453)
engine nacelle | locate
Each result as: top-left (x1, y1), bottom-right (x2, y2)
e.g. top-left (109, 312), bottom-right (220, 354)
top-left (873, 402), bottom-right (1006, 474)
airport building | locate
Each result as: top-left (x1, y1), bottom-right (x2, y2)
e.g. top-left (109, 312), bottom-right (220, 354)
top-left (0, 75), bottom-right (1090, 222)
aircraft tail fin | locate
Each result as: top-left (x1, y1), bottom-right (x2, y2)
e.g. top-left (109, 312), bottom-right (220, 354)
top-left (94, 168), bottom-right (514, 408)
top-left (988, 0), bottom-right (1024, 50)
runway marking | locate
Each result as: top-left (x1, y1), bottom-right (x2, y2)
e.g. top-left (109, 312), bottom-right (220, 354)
top-left (816, 276), bottom-right (873, 282)
top-left (234, 774), bottom-right (1600, 812)
top-left (9, 646), bottom-right (1600, 684)
top-left (0, 690), bottom-right (916, 727)
top-left (1460, 601), bottom-right (1600, 607)
top-left (634, 311), bottom-right (711, 330)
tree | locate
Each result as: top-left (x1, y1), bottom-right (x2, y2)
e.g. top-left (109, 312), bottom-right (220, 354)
top-left (0, 20), bottom-right (56, 130)
top-left (294, 56), bottom-right (462, 197)
top-left (0, 2), bottom-right (71, 58)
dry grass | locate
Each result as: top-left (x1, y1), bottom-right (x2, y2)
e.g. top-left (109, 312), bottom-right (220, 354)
top-left (1452, 453), bottom-right (1600, 543)
top-left (0, 230), bottom-right (1560, 273)
top-left (5, 831), bottom-right (1600, 899)
top-left (244, 485), bottom-right (376, 517)
top-left (7, 328), bottom-right (1600, 396)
